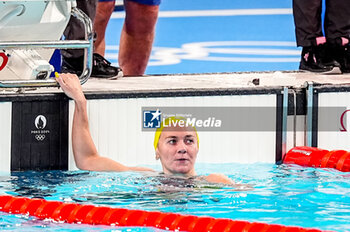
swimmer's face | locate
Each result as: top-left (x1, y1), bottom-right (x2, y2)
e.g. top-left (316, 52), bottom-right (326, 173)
top-left (156, 126), bottom-right (198, 177)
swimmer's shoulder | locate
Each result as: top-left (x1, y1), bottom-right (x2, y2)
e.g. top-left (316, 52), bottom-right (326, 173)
top-left (201, 174), bottom-right (253, 190)
top-left (203, 173), bottom-right (235, 185)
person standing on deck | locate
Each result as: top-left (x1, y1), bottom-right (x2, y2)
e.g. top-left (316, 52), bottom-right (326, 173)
top-left (293, 0), bottom-right (350, 73)
top-left (93, 0), bottom-right (160, 76)
top-left (62, 0), bottom-right (160, 78)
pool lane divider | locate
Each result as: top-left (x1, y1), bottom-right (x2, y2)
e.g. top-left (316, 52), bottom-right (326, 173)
top-left (0, 195), bottom-right (323, 232)
top-left (284, 146), bottom-right (350, 172)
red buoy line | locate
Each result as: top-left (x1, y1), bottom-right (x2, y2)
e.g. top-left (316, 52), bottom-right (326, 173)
top-left (284, 146), bottom-right (350, 172)
top-left (0, 195), bottom-right (322, 232)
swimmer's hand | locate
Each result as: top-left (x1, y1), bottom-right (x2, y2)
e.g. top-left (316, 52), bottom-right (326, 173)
top-left (55, 73), bottom-right (86, 103)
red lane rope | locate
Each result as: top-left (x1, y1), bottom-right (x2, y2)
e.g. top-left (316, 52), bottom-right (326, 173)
top-left (0, 195), bottom-right (323, 232)
top-left (336, 152), bottom-right (350, 171)
top-left (284, 146), bottom-right (350, 172)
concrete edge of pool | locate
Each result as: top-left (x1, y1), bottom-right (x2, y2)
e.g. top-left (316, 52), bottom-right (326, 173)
top-left (0, 71), bottom-right (350, 172)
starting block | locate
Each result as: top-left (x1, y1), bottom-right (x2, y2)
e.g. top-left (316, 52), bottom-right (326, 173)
top-left (0, 0), bottom-right (93, 88)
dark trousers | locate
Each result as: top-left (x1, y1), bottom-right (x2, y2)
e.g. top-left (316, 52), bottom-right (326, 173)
top-left (61, 0), bottom-right (97, 59)
top-left (293, 0), bottom-right (350, 47)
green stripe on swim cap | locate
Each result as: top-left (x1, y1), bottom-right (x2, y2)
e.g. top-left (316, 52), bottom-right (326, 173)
top-left (153, 116), bottom-right (199, 150)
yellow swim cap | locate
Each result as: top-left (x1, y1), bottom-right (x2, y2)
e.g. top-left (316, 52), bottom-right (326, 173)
top-left (153, 116), bottom-right (199, 150)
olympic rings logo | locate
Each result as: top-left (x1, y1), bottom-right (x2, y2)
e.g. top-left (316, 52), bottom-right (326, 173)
top-left (106, 41), bottom-right (300, 67)
top-left (35, 134), bottom-right (46, 141)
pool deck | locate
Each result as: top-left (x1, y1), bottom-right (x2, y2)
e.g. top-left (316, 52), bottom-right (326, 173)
top-left (1, 71), bottom-right (350, 95)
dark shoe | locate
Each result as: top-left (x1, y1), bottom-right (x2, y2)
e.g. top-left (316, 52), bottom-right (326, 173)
top-left (299, 44), bottom-right (341, 74)
top-left (61, 54), bottom-right (123, 78)
top-left (330, 39), bottom-right (350, 73)
top-left (91, 53), bottom-right (123, 78)
top-left (61, 56), bottom-right (83, 76)
top-left (343, 44), bottom-right (350, 73)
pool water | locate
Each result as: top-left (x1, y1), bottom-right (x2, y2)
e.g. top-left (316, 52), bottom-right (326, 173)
top-left (0, 163), bottom-right (350, 231)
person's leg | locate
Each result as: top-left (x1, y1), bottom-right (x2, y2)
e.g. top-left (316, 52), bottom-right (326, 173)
top-left (118, 0), bottom-right (159, 76)
top-left (94, 0), bottom-right (116, 56)
top-left (325, 0), bottom-right (350, 73)
top-left (324, 0), bottom-right (350, 41)
top-left (61, 0), bottom-right (97, 74)
top-left (293, 0), bottom-right (340, 73)
top-left (62, 0), bottom-right (122, 78)
top-left (293, 0), bottom-right (323, 47)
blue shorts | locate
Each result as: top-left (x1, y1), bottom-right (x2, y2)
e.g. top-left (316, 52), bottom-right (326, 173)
top-left (98, 0), bottom-right (161, 6)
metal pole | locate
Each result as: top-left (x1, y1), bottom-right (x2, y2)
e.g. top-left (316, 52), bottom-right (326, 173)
top-left (305, 82), bottom-right (314, 147)
top-left (281, 87), bottom-right (288, 160)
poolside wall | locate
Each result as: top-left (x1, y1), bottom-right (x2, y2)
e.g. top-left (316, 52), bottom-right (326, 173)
top-left (68, 93), bottom-right (280, 170)
top-left (317, 90), bottom-right (350, 151)
top-left (1, 84), bottom-right (350, 172)
top-left (0, 102), bottom-right (11, 173)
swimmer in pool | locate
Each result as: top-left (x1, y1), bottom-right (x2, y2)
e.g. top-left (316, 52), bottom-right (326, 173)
top-left (56, 73), bottom-right (241, 186)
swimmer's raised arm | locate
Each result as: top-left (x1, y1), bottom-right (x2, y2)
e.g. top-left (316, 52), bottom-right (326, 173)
top-left (56, 73), bottom-right (153, 172)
